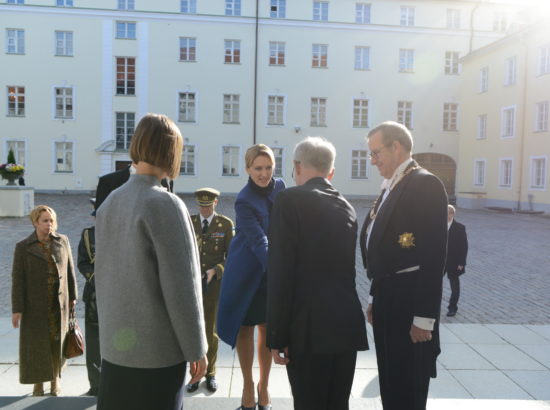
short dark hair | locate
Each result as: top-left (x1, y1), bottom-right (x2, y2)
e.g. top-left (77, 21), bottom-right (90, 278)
top-left (367, 121), bottom-right (413, 152)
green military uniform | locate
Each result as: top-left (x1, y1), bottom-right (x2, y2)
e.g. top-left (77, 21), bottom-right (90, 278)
top-left (191, 188), bottom-right (234, 378)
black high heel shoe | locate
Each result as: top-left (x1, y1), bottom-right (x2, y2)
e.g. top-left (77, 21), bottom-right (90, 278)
top-left (257, 386), bottom-right (272, 410)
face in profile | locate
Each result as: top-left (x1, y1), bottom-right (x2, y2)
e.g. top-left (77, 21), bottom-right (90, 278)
top-left (33, 211), bottom-right (55, 237)
top-left (247, 154), bottom-right (274, 188)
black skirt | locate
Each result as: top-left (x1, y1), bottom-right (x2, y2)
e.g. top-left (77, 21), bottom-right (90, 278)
top-left (97, 359), bottom-right (186, 410)
top-left (242, 273), bottom-right (267, 326)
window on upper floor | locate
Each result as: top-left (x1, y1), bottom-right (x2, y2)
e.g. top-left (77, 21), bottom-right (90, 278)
top-left (499, 158), bottom-right (513, 188)
top-left (400, 6), bottom-right (414, 26)
top-left (445, 51), bottom-right (459, 75)
top-left (355, 3), bottom-right (371, 24)
top-left (179, 37), bottom-right (196, 62)
top-left (397, 101), bottom-right (413, 130)
top-left (270, 147), bottom-right (283, 177)
top-left (116, 57), bottom-right (136, 95)
top-left (530, 157), bottom-right (547, 189)
top-left (54, 87), bottom-right (74, 119)
top-left (118, 0), bottom-right (135, 10)
top-left (477, 114), bottom-right (487, 139)
top-left (224, 40), bottom-right (241, 64)
top-left (539, 45), bottom-right (550, 76)
top-left (493, 12), bottom-right (507, 33)
top-left (479, 66), bottom-right (488, 92)
top-left (7, 0), bottom-right (24, 4)
top-left (6, 140), bottom-right (25, 166)
top-left (116, 22), bottom-right (136, 39)
top-left (312, 44), bottom-right (328, 68)
top-left (501, 106), bottom-right (515, 138)
top-left (225, 0), bottom-right (241, 16)
top-left (269, 41), bottom-right (285, 66)
top-left (313, 1), bottom-right (328, 21)
top-left (180, 0), bottom-right (196, 14)
top-left (223, 94), bottom-right (240, 124)
top-left (6, 29), bottom-right (24, 54)
top-left (180, 145), bottom-right (196, 175)
top-left (504, 56), bottom-right (517, 86)
top-left (222, 146), bottom-right (240, 176)
top-left (56, 0), bottom-right (73, 6)
top-left (54, 141), bottom-right (74, 173)
top-left (267, 95), bottom-right (285, 125)
top-left (178, 92), bottom-right (196, 123)
top-left (446, 8), bottom-right (460, 29)
top-left (7, 86), bottom-right (25, 117)
top-left (443, 103), bottom-right (458, 131)
top-left (474, 159), bottom-right (485, 187)
top-left (535, 101), bottom-right (549, 132)
top-left (310, 97), bottom-right (327, 127)
top-left (351, 150), bottom-right (369, 179)
top-left (353, 99), bottom-right (369, 128)
top-left (115, 112), bottom-right (135, 150)
top-left (55, 31), bottom-right (73, 56)
top-left (270, 0), bottom-right (286, 18)
top-left (399, 49), bottom-right (414, 72)
top-left (355, 46), bottom-right (370, 70)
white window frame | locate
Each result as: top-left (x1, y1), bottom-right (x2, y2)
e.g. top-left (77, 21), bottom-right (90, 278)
top-left (115, 112), bottom-right (135, 150)
top-left (223, 94), bottom-right (240, 124)
top-left (118, 0), bottom-right (135, 10)
top-left (352, 98), bottom-right (369, 128)
top-left (180, 144), bottom-right (197, 176)
top-left (270, 146), bottom-right (284, 177)
top-left (116, 21), bottom-right (137, 40)
top-left (477, 114), bottom-right (487, 140)
top-left (266, 94), bottom-right (286, 126)
top-left (269, 41), bottom-right (285, 66)
top-left (178, 91), bottom-right (198, 123)
top-left (443, 102), bottom-right (458, 132)
top-left (445, 51), bottom-right (459, 75)
top-left (225, 0), bottom-right (241, 16)
top-left (221, 145), bottom-right (240, 177)
top-left (56, 0), bottom-right (73, 6)
top-left (6, 86), bottom-right (25, 117)
top-left (504, 56), bottom-right (517, 86)
top-left (399, 49), bottom-right (414, 73)
top-left (7, 0), bottom-right (25, 3)
top-left (400, 6), bottom-right (415, 27)
top-left (53, 140), bottom-right (75, 173)
top-left (5, 139), bottom-right (26, 166)
top-left (313, 1), bottom-right (328, 21)
top-left (397, 101), bottom-right (413, 130)
top-left (180, 0), bottom-right (197, 14)
top-left (270, 0), bottom-right (286, 19)
top-left (501, 105), bottom-right (516, 138)
top-left (355, 46), bottom-right (370, 70)
top-left (355, 3), bottom-right (371, 24)
top-left (499, 157), bottom-right (513, 189)
top-left (224, 39), bottom-right (241, 64)
top-left (55, 31), bottom-right (73, 57)
top-left (530, 156), bottom-right (547, 190)
top-left (473, 159), bottom-right (486, 187)
top-left (53, 86), bottom-right (74, 120)
top-left (115, 57), bottom-right (136, 96)
top-left (312, 44), bottom-right (328, 68)
top-left (351, 149), bottom-right (369, 179)
top-left (539, 44), bottom-right (550, 76)
top-left (179, 37), bottom-right (196, 62)
top-left (493, 12), bottom-right (507, 33)
top-left (535, 101), bottom-right (549, 132)
top-left (479, 66), bottom-right (488, 92)
top-left (310, 97), bottom-right (327, 127)
top-left (6, 29), bottom-right (24, 54)
top-left (446, 8), bottom-right (460, 29)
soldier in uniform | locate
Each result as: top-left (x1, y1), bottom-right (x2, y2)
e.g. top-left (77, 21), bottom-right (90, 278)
top-left (186, 188), bottom-right (234, 393)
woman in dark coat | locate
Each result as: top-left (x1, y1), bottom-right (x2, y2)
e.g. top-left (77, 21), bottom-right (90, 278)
top-left (217, 144), bottom-right (285, 410)
top-left (11, 205), bottom-right (78, 396)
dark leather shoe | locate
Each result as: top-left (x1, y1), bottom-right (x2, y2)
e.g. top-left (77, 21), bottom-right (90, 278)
top-left (206, 376), bottom-right (218, 392)
top-left (186, 381), bottom-right (200, 393)
top-left (85, 387), bottom-right (98, 396)
top-left (446, 309), bottom-right (457, 317)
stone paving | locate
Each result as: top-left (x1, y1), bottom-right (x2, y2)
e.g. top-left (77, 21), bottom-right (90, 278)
top-left (1, 192), bottom-right (550, 323)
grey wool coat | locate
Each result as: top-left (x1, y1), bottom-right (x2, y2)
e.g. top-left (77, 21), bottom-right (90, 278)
top-left (95, 174), bottom-right (207, 368)
top-left (11, 231), bottom-right (78, 384)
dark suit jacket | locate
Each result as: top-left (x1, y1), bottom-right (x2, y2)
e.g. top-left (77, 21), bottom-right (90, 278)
top-left (445, 220), bottom-right (468, 276)
top-left (267, 177), bottom-right (368, 355)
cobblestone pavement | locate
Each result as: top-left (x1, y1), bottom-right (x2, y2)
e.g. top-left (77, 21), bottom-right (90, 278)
top-left (1, 192), bottom-right (549, 323)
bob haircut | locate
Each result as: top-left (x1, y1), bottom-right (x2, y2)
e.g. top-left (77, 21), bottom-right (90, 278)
top-left (129, 113), bottom-right (183, 179)
top-left (30, 205), bottom-right (58, 232)
top-left (244, 144), bottom-right (275, 169)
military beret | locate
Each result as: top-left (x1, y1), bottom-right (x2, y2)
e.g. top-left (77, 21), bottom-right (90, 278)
top-left (194, 187), bottom-right (220, 206)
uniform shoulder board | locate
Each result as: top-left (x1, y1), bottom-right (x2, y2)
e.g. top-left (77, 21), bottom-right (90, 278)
top-left (216, 214), bottom-right (233, 225)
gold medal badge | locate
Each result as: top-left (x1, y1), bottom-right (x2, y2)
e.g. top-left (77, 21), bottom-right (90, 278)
top-left (398, 232), bottom-right (415, 248)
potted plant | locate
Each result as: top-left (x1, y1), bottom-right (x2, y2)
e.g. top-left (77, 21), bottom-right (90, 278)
top-left (0, 149), bottom-right (25, 186)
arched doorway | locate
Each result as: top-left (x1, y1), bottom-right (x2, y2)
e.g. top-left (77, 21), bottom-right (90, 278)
top-left (413, 153), bottom-right (456, 200)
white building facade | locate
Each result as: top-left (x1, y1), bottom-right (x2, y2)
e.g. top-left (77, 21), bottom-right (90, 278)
top-left (1, 0), bottom-right (526, 195)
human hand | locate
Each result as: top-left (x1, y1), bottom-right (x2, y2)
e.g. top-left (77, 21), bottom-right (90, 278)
top-left (206, 269), bottom-right (216, 284)
top-left (410, 324), bottom-right (432, 343)
top-left (188, 356), bottom-right (208, 385)
top-left (457, 265), bottom-right (464, 271)
top-left (366, 303), bottom-right (373, 325)
top-left (71, 300), bottom-right (77, 308)
top-left (272, 347), bottom-right (289, 365)
top-left (12, 313), bottom-right (22, 328)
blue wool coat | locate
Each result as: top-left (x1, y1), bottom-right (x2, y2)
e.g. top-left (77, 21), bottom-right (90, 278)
top-left (217, 178), bottom-right (286, 347)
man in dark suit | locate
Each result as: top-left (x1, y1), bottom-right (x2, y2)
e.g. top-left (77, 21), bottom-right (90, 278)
top-left (445, 205), bottom-right (468, 317)
top-left (267, 137), bottom-right (368, 410)
top-left (360, 121), bottom-right (448, 410)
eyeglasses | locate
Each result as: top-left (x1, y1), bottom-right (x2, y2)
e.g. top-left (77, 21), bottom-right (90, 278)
top-left (368, 145), bottom-right (388, 160)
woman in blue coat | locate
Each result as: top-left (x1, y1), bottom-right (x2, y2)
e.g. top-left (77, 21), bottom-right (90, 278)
top-left (218, 144), bottom-right (285, 410)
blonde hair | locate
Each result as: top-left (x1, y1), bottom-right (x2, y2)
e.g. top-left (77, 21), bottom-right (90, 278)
top-left (30, 205), bottom-right (58, 232)
top-left (245, 144), bottom-right (275, 169)
top-left (129, 113), bottom-right (183, 179)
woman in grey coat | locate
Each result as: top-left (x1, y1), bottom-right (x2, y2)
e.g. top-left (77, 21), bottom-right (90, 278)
top-left (95, 113), bottom-right (207, 410)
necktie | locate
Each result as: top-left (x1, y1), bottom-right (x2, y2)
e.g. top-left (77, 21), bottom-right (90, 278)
top-left (202, 219), bottom-right (209, 234)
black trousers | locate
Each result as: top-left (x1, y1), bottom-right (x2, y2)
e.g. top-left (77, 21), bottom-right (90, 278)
top-left (286, 350), bottom-right (357, 410)
top-left (84, 318), bottom-right (100, 390)
top-left (447, 273), bottom-right (460, 311)
top-left (97, 360), bottom-right (186, 410)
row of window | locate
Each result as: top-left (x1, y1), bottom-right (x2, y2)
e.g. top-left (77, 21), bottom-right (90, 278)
top-left (4, 0), bottom-right (510, 31)
top-left (2, 139), bottom-right (373, 179)
top-left (473, 157), bottom-right (547, 190)
top-left (475, 102), bottom-right (549, 139)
